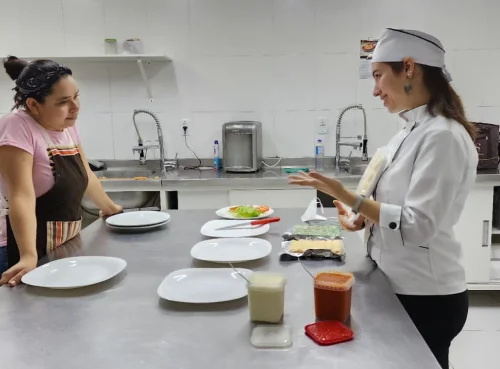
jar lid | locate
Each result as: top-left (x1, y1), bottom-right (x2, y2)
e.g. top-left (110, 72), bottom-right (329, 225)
top-left (314, 272), bottom-right (354, 291)
top-left (305, 320), bottom-right (354, 346)
top-left (251, 325), bottom-right (292, 348)
top-left (248, 272), bottom-right (286, 291)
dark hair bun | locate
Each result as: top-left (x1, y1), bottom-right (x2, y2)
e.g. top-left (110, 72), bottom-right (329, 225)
top-left (3, 56), bottom-right (28, 81)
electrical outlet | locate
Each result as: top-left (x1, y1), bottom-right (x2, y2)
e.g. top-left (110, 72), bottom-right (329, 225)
top-left (182, 119), bottom-right (189, 136)
top-left (316, 117), bottom-right (328, 135)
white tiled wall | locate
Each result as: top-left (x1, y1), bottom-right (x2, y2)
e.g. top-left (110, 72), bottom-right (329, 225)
top-left (0, 0), bottom-right (497, 160)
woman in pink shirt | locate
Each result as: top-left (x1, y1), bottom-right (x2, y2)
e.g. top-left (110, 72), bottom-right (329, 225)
top-left (0, 56), bottom-right (122, 287)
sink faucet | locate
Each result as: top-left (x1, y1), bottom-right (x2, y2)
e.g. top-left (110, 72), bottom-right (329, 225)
top-left (335, 104), bottom-right (368, 170)
top-left (132, 109), bottom-right (175, 175)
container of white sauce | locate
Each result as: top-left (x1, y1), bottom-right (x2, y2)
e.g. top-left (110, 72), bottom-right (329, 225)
top-left (247, 272), bottom-right (287, 323)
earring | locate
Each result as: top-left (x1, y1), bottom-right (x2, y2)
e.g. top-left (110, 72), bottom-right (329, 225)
top-left (404, 74), bottom-right (412, 94)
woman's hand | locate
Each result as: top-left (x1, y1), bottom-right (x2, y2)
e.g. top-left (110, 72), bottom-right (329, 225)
top-left (0, 254), bottom-right (38, 287)
top-left (334, 200), bottom-right (365, 232)
top-left (288, 171), bottom-right (367, 230)
top-left (99, 203), bottom-right (123, 218)
top-left (288, 170), bottom-right (346, 199)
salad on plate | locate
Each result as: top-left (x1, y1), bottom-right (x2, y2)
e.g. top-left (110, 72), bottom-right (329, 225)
top-left (228, 205), bottom-right (271, 219)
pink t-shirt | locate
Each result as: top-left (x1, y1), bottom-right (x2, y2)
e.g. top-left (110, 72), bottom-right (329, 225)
top-left (0, 110), bottom-right (81, 246)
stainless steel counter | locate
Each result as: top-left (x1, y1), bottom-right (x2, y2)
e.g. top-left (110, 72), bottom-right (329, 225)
top-left (162, 167), bottom-right (363, 190)
top-left (165, 167), bottom-right (500, 188)
top-left (97, 159), bottom-right (500, 192)
top-left (0, 209), bottom-right (440, 369)
top-left (98, 165), bottom-right (363, 192)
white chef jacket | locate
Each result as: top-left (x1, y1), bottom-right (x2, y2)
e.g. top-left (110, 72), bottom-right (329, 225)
top-left (366, 105), bottom-right (478, 295)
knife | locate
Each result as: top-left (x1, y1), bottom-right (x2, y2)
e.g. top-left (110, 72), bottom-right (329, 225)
top-left (215, 217), bottom-right (281, 231)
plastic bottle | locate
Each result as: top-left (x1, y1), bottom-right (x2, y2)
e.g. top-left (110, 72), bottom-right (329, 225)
top-left (213, 140), bottom-right (220, 171)
top-left (315, 139), bottom-right (324, 172)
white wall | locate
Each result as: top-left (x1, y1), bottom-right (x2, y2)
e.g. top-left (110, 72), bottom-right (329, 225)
top-left (0, 0), bottom-right (497, 161)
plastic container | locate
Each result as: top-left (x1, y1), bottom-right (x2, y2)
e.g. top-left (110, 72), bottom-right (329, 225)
top-left (123, 38), bottom-right (144, 54)
top-left (104, 38), bottom-right (118, 54)
top-left (314, 272), bottom-right (354, 322)
top-left (248, 272), bottom-right (286, 323)
top-left (315, 139), bottom-right (324, 172)
top-left (213, 140), bottom-right (220, 171)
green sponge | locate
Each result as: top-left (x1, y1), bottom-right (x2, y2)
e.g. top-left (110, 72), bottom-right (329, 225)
top-left (283, 167), bottom-right (310, 173)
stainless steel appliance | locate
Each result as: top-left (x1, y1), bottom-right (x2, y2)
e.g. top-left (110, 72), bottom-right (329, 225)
top-left (222, 121), bottom-right (262, 173)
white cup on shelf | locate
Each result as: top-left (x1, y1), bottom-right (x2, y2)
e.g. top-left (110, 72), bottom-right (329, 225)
top-left (123, 38), bottom-right (144, 54)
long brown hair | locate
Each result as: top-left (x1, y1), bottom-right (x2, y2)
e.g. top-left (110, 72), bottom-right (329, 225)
top-left (387, 62), bottom-right (476, 141)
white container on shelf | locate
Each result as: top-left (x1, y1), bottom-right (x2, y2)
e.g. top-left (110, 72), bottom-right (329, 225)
top-left (123, 38), bottom-right (144, 54)
top-left (104, 38), bottom-right (118, 54)
top-left (248, 272), bottom-right (286, 323)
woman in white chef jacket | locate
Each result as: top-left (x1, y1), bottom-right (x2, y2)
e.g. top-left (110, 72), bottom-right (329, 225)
top-left (289, 28), bottom-right (477, 369)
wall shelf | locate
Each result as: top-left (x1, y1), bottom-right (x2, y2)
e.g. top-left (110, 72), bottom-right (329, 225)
top-left (7, 54), bottom-right (172, 99)
top-left (12, 54), bottom-right (171, 62)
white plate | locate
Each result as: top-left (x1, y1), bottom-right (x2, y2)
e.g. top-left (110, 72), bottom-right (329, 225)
top-left (157, 268), bottom-right (252, 303)
top-left (106, 211), bottom-right (170, 227)
top-left (191, 238), bottom-right (272, 263)
top-left (21, 256), bottom-right (127, 289)
top-left (201, 220), bottom-right (270, 238)
top-left (106, 219), bottom-right (169, 231)
top-left (216, 205), bottom-right (274, 220)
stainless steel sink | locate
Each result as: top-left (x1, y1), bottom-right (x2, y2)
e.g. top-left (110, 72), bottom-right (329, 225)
top-left (81, 169), bottom-right (160, 212)
top-left (93, 169), bottom-right (160, 180)
top-left (347, 165), bottom-right (368, 176)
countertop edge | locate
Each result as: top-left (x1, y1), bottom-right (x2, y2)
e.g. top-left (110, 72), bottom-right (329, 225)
top-left (99, 172), bottom-right (500, 191)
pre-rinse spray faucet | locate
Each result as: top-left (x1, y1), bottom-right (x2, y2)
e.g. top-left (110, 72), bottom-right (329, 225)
top-left (335, 104), bottom-right (368, 170)
top-left (132, 109), bottom-right (171, 175)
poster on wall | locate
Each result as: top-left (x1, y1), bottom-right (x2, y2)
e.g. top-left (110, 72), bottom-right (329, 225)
top-left (359, 39), bottom-right (378, 79)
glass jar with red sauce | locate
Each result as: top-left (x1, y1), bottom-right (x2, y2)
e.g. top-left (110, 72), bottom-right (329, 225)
top-left (314, 272), bottom-right (355, 322)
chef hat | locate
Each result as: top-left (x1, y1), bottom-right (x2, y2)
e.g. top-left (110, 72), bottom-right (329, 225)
top-left (371, 28), bottom-right (452, 82)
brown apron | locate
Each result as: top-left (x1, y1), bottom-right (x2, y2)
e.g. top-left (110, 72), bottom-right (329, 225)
top-left (5, 128), bottom-right (88, 267)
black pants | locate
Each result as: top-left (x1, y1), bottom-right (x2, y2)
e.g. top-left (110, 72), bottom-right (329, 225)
top-left (397, 291), bottom-right (469, 369)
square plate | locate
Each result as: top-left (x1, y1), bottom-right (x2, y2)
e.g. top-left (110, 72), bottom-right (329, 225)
top-left (190, 238), bottom-right (272, 263)
top-left (21, 256), bottom-right (127, 289)
top-left (157, 268), bottom-right (252, 303)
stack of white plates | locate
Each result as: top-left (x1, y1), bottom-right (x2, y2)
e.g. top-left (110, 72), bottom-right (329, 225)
top-left (106, 211), bottom-right (170, 230)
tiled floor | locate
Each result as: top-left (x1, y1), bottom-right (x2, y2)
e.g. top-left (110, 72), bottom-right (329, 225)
top-left (450, 291), bottom-right (500, 369)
